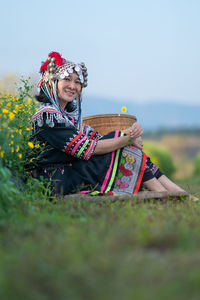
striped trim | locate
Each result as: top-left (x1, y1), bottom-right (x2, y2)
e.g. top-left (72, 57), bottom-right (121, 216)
top-left (65, 132), bottom-right (82, 153)
top-left (89, 130), bottom-right (97, 140)
top-left (31, 106), bottom-right (62, 122)
top-left (71, 136), bottom-right (87, 156)
top-left (105, 148), bottom-right (121, 193)
top-left (82, 139), bottom-right (95, 160)
top-left (84, 140), bottom-right (97, 160)
top-left (134, 152), bottom-right (148, 194)
top-left (77, 140), bottom-right (90, 158)
top-left (100, 131), bottom-right (121, 193)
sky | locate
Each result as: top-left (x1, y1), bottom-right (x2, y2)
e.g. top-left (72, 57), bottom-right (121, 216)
top-left (1, 0), bottom-right (200, 104)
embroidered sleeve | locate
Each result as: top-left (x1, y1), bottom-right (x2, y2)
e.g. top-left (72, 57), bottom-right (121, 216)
top-left (82, 123), bottom-right (102, 140)
top-left (31, 109), bottom-right (97, 161)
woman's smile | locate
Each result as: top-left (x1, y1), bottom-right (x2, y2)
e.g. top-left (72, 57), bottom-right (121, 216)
top-left (57, 72), bottom-right (82, 110)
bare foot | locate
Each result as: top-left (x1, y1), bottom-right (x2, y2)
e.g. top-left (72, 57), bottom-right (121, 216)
top-left (188, 194), bottom-right (199, 202)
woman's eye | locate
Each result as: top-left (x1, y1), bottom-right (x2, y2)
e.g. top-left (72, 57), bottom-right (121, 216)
top-left (76, 81), bottom-right (81, 84)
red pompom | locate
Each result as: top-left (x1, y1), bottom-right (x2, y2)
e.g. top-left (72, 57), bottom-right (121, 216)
top-left (49, 51), bottom-right (66, 66)
top-left (40, 60), bottom-right (49, 73)
top-left (40, 51), bottom-right (66, 73)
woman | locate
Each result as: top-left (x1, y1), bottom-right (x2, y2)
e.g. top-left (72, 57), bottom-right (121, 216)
top-left (27, 51), bottom-right (192, 197)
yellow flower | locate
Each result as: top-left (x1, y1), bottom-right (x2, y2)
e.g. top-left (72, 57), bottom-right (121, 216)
top-left (26, 127), bottom-right (30, 131)
top-left (35, 144), bottom-right (40, 148)
top-left (16, 129), bottom-right (19, 133)
top-left (29, 158), bottom-right (33, 162)
top-left (9, 112), bottom-right (15, 120)
top-left (11, 134), bottom-right (14, 138)
top-left (11, 147), bottom-right (14, 153)
top-left (0, 151), bottom-right (4, 158)
top-left (18, 153), bottom-right (22, 159)
top-left (121, 106), bottom-right (127, 113)
top-left (16, 145), bottom-right (20, 152)
top-left (126, 155), bottom-right (135, 165)
top-left (2, 109), bottom-right (9, 114)
top-left (10, 141), bottom-right (14, 145)
top-left (28, 141), bottom-right (34, 149)
top-left (27, 98), bottom-right (32, 104)
top-left (7, 103), bottom-right (11, 107)
top-left (19, 129), bottom-right (22, 134)
top-left (118, 114), bottom-right (121, 116)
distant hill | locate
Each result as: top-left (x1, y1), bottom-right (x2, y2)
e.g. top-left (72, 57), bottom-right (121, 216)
top-left (82, 95), bottom-right (200, 130)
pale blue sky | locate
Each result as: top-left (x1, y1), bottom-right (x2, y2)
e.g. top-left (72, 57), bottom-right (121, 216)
top-left (1, 0), bottom-right (200, 104)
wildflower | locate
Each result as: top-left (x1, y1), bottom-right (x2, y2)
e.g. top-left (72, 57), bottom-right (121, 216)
top-left (16, 129), bottom-right (19, 133)
top-left (18, 153), bottom-right (22, 159)
top-left (28, 141), bottom-right (34, 149)
top-left (19, 129), bottom-right (22, 134)
top-left (26, 127), bottom-right (30, 131)
top-left (11, 147), bottom-right (14, 153)
top-left (9, 112), bottom-right (15, 120)
top-left (10, 141), bottom-right (14, 145)
top-left (0, 151), bottom-right (4, 158)
top-left (29, 158), bottom-right (33, 162)
top-left (35, 144), bottom-right (40, 148)
top-left (121, 106), bottom-right (127, 113)
top-left (7, 103), bottom-right (11, 107)
top-left (2, 109), bottom-right (9, 114)
top-left (16, 145), bottom-right (20, 152)
top-left (27, 98), bottom-right (32, 104)
top-left (11, 134), bottom-right (14, 138)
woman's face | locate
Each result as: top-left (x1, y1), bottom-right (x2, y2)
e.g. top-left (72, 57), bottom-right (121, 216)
top-left (57, 72), bottom-right (82, 110)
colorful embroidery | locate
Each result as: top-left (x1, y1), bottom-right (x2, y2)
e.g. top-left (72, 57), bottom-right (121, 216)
top-left (64, 132), bottom-right (97, 161)
top-left (82, 123), bottom-right (102, 140)
top-left (113, 146), bottom-right (145, 195)
top-left (31, 104), bottom-right (75, 129)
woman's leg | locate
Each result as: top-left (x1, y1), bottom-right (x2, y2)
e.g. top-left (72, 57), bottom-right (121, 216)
top-left (158, 175), bottom-right (185, 192)
top-left (143, 177), bottom-right (167, 192)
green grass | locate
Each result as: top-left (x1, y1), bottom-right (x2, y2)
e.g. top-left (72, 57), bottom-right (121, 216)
top-left (0, 177), bottom-right (200, 300)
top-left (1, 83), bottom-right (200, 299)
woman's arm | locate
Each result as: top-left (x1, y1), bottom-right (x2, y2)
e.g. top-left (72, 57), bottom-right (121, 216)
top-left (94, 122), bottom-right (143, 155)
top-left (93, 135), bottom-right (131, 155)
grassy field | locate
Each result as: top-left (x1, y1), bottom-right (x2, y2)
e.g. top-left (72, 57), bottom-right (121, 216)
top-left (1, 81), bottom-right (200, 299)
top-left (0, 177), bottom-right (200, 300)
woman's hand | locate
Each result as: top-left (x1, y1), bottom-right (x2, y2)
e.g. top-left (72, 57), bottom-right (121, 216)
top-left (132, 136), bottom-right (143, 150)
top-left (129, 122), bottom-right (143, 139)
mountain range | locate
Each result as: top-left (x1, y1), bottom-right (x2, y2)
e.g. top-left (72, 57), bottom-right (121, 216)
top-left (82, 95), bottom-right (200, 131)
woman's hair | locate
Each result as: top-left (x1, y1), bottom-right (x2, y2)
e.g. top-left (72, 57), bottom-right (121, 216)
top-left (35, 89), bottom-right (78, 112)
top-left (35, 89), bottom-right (50, 104)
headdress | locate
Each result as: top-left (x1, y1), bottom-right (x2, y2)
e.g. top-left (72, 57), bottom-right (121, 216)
top-left (37, 51), bottom-right (88, 129)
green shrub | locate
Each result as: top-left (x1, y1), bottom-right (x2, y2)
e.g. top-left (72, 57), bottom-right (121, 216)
top-left (143, 141), bottom-right (176, 178)
top-left (193, 152), bottom-right (200, 176)
top-left (0, 163), bottom-right (22, 217)
top-left (0, 78), bottom-right (38, 178)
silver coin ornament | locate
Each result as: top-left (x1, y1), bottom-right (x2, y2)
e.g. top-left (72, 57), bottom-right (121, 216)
top-left (75, 65), bottom-right (81, 72)
top-left (60, 74), bottom-right (65, 79)
top-left (64, 71), bottom-right (69, 77)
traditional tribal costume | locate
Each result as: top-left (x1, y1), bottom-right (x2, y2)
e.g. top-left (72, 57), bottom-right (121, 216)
top-left (27, 52), bottom-right (162, 196)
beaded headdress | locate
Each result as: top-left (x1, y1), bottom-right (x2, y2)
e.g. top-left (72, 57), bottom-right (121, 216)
top-left (37, 51), bottom-right (88, 129)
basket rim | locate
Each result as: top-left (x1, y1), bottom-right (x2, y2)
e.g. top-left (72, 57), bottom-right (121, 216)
top-left (83, 113), bottom-right (137, 120)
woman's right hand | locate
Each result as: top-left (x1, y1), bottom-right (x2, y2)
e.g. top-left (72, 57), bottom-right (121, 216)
top-left (129, 122), bottom-right (143, 139)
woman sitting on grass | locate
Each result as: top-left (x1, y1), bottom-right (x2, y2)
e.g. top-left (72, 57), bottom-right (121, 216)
top-left (27, 51), bottom-right (197, 199)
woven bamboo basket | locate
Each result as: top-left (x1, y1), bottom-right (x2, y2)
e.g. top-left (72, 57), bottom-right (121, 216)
top-left (82, 114), bottom-right (137, 136)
